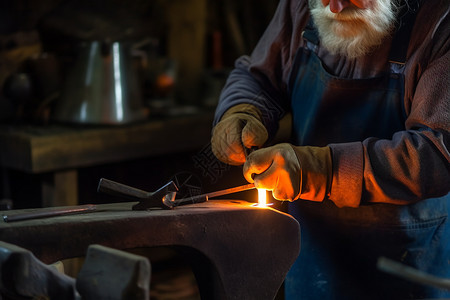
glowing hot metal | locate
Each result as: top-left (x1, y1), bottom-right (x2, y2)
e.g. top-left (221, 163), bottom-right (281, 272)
top-left (257, 189), bottom-right (267, 207)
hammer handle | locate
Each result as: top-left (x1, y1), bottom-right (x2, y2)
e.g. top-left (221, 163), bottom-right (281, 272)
top-left (97, 178), bottom-right (150, 200)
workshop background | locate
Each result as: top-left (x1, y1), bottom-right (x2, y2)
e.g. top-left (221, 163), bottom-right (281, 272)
top-left (0, 0), bottom-right (280, 208)
top-left (0, 0), bottom-right (282, 299)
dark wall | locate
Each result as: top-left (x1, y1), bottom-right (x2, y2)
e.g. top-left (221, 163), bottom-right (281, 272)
top-left (0, 0), bottom-right (279, 208)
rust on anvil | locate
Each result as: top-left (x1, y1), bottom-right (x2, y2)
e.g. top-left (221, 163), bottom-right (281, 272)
top-left (0, 200), bottom-right (300, 300)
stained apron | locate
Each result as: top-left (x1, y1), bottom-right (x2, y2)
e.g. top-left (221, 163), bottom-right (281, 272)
top-left (284, 13), bottom-right (450, 300)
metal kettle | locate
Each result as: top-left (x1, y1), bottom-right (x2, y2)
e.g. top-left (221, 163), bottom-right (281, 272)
top-left (53, 41), bottom-right (148, 125)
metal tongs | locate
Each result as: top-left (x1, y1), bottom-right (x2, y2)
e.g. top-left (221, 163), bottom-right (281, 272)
top-left (97, 178), bottom-right (179, 210)
top-left (97, 178), bottom-right (256, 210)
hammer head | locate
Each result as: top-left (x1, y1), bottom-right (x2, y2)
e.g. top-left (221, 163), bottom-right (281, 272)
top-left (132, 181), bottom-right (178, 211)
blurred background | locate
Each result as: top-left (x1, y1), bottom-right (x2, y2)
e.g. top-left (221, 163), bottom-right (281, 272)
top-left (0, 1), bottom-right (284, 299)
top-left (0, 0), bottom-right (280, 209)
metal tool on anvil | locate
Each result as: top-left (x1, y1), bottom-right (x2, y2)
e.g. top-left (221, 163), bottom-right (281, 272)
top-left (3, 204), bottom-right (97, 223)
top-left (98, 178), bottom-right (255, 209)
top-left (97, 178), bottom-right (178, 210)
top-left (170, 183), bottom-right (256, 207)
top-left (2, 180), bottom-right (178, 222)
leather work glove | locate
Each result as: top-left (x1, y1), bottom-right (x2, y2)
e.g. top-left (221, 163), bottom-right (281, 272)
top-left (243, 143), bottom-right (332, 201)
top-left (211, 104), bottom-right (269, 165)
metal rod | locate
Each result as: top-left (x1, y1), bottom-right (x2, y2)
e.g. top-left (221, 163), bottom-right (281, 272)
top-left (204, 183), bottom-right (255, 198)
top-left (377, 256), bottom-right (450, 290)
top-left (169, 183), bottom-right (255, 208)
top-left (3, 204), bottom-right (97, 223)
top-left (168, 195), bottom-right (209, 207)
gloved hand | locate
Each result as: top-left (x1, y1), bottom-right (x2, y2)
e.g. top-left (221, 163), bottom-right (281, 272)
top-left (211, 104), bottom-right (268, 165)
top-left (243, 143), bottom-right (332, 201)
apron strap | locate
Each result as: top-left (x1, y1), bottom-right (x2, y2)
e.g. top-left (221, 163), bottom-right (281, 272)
top-left (301, 16), bottom-right (320, 52)
top-left (302, 16), bottom-right (319, 46)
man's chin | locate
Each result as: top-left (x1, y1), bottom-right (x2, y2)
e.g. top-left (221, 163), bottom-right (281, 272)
top-left (316, 19), bottom-right (390, 58)
top-left (321, 39), bottom-right (369, 58)
top-left (321, 32), bottom-right (380, 58)
top-left (330, 20), bottom-right (364, 38)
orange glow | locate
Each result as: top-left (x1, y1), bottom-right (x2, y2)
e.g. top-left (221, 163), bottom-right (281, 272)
top-left (257, 189), bottom-right (267, 207)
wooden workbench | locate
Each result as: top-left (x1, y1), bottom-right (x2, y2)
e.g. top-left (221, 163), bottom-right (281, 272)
top-left (0, 112), bottom-right (214, 207)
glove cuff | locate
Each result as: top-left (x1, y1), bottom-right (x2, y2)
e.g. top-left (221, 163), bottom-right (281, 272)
top-left (291, 145), bottom-right (332, 202)
top-left (221, 103), bottom-right (263, 122)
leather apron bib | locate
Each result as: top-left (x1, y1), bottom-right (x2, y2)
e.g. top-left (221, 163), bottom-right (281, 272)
top-left (285, 12), bottom-right (450, 300)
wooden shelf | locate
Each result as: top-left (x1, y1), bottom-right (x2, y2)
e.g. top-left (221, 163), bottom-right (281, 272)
top-left (0, 112), bottom-right (214, 207)
top-left (0, 112), bottom-right (214, 174)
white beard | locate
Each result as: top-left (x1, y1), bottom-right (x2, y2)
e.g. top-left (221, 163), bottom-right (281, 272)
top-left (309, 0), bottom-right (397, 58)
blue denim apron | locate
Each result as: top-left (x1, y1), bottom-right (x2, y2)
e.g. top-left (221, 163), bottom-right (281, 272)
top-left (285, 13), bottom-right (450, 300)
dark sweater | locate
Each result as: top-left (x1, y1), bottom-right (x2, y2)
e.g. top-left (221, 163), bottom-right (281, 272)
top-left (214, 0), bottom-right (450, 207)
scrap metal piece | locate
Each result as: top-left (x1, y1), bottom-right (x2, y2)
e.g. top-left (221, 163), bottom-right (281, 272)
top-left (76, 244), bottom-right (151, 300)
top-left (97, 178), bottom-right (178, 210)
top-left (0, 241), bottom-right (78, 299)
top-left (3, 204), bottom-right (96, 222)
